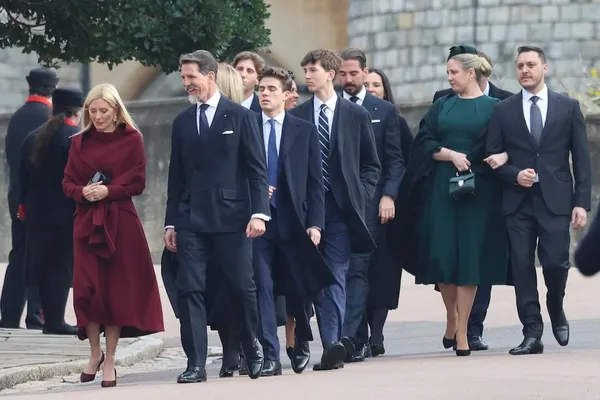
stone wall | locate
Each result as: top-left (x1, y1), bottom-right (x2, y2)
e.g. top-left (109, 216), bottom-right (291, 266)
top-left (0, 98), bottom-right (598, 262)
top-left (348, 0), bottom-right (600, 103)
top-left (0, 48), bottom-right (81, 114)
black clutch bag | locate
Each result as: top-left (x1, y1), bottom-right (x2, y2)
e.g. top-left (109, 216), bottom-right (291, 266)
top-left (88, 171), bottom-right (110, 185)
top-left (449, 170), bottom-right (475, 200)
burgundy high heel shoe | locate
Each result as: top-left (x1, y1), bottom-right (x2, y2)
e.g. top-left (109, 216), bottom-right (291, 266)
top-left (80, 351), bottom-right (105, 383)
top-left (101, 369), bottom-right (117, 388)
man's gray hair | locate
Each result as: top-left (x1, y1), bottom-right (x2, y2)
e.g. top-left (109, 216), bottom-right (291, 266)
top-left (179, 50), bottom-right (218, 77)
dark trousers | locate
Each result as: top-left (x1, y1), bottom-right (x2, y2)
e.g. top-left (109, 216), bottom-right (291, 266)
top-left (343, 195), bottom-right (381, 344)
top-left (314, 194), bottom-right (352, 345)
top-left (505, 186), bottom-right (570, 339)
top-left (219, 328), bottom-right (241, 369)
top-left (26, 224), bottom-right (73, 329)
top-left (0, 219), bottom-right (41, 328)
top-left (356, 307), bottom-right (388, 345)
top-left (176, 230), bottom-right (258, 368)
top-left (253, 208), bottom-right (313, 360)
top-left (467, 284), bottom-right (492, 338)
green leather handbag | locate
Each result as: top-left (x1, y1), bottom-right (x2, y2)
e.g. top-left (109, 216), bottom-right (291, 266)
top-left (449, 170), bottom-right (475, 200)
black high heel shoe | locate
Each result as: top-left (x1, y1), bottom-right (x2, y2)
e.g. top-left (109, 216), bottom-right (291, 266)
top-left (455, 349), bottom-right (471, 356)
top-left (442, 336), bottom-right (457, 349)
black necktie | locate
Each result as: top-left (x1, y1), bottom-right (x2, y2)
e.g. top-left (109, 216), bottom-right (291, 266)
top-left (530, 96), bottom-right (543, 146)
top-left (349, 96), bottom-right (359, 103)
top-left (198, 103), bottom-right (209, 135)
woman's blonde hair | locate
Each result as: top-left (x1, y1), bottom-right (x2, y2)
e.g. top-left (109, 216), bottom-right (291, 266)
top-left (78, 83), bottom-right (140, 135)
top-left (452, 53), bottom-right (493, 80)
top-left (216, 64), bottom-right (245, 104)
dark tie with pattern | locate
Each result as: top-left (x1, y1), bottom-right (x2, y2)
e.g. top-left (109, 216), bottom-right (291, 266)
top-left (267, 119), bottom-right (278, 207)
top-left (198, 103), bottom-right (210, 135)
top-left (318, 104), bottom-right (331, 192)
top-left (530, 96), bottom-right (543, 146)
top-left (349, 96), bottom-right (359, 103)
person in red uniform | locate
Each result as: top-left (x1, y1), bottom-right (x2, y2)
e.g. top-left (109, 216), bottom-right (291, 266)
top-left (62, 83), bottom-right (164, 388)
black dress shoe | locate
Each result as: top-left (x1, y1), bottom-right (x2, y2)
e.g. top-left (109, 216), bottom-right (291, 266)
top-left (549, 310), bottom-right (569, 346)
top-left (468, 336), bottom-right (489, 351)
top-left (341, 336), bottom-right (355, 361)
top-left (239, 354), bottom-right (247, 375)
top-left (241, 339), bottom-right (264, 379)
top-left (291, 341), bottom-right (311, 374)
top-left (43, 323), bottom-right (77, 335)
top-left (286, 346), bottom-right (294, 361)
top-left (26, 322), bottom-right (43, 330)
top-left (509, 337), bottom-right (544, 355)
top-left (313, 361), bottom-right (343, 371)
top-left (348, 342), bottom-right (371, 362)
top-left (370, 343), bottom-right (385, 357)
top-left (315, 342), bottom-right (346, 371)
top-left (219, 364), bottom-right (239, 378)
top-left (177, 367), bottom-right (207, 383)
top-left (261, 360), bottom-right (282, 376)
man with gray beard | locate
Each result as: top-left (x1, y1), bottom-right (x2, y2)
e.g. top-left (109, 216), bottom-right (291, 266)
top-left (164, 50), bottom-right (270, 383)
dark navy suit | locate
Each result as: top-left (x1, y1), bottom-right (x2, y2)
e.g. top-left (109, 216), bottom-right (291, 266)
top-left (165, 92), bottom-right (270, 368)
top-left (252, 111), bottom-right (332, 362)
top-left (290, 95), bottom-right (380, 349)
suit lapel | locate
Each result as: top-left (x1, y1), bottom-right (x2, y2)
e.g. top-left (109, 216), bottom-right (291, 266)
top-left (511, 92), bottom-right (537, 149)
top-left (539, 91), bottom-right (558, 148)
top-left (279, 113), bottom-right (300, 164)
top-left (330, 96), bottom-right (346, 153)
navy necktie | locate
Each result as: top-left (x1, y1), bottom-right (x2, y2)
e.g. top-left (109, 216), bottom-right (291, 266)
top-left (317, 104), bottom-right (331, 192)
top-left (530, 96), bottom-right (543, 146)
top-left (349, 96), bottom-right (359, 103)
top-left (198, 103), bottom-right (209, 135)
top-left (267, 119), bottom-right (278, 207)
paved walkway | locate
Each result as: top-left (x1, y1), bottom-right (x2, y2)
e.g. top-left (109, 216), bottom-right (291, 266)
top-left (0, 264), bottom-right (598, 399)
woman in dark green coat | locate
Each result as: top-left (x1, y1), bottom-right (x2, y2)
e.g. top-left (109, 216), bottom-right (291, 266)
top-left (389, 47), bottom-right (509, 356)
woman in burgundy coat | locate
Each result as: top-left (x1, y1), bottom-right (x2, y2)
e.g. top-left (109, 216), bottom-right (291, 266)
top-left (62, 83), bottom-right (164, 387)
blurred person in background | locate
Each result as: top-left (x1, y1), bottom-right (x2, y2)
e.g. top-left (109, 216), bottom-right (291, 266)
top-left (19, 88), bottom-right (85, 336)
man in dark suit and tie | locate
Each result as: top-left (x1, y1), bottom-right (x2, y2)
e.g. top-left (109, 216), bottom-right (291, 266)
top-left (337, 48), bottom-right (405, 362)
top-left (164, 50), bottom-right (270, 383)
top-left (486, 45), bottom-right (591, 355)
top-left (290, 49), bottom-right (381, 370)
top-left (432, 47), bottom-right (514, 352)
top-left (252, 66), bottom-right (333, 376)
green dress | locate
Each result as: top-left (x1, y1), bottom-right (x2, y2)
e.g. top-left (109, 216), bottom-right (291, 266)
top-left (416, 95), bottom-right (509, 286)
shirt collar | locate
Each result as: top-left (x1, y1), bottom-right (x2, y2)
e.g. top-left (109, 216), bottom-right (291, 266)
top-left (343, 86), bottom-right (367, 102)
top-left (262, 110), bottom-right (285, 125)
top-left (314, 93), bottom-right (338, 113)
top-left (483, 81), bottom-right (490, 96)
top-left (522, 84), bottom-right (548, 102)
top-left (198, 90), bottom-right (221, 109)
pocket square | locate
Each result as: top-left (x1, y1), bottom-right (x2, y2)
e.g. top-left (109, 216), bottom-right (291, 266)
top-left (371, 119), bottom-right (381, 123)
top-left (222, 130), bottom-right (234, 135)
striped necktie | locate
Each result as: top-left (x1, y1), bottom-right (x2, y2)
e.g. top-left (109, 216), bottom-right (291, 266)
top-left (318, 103), bottom-right (331, 192)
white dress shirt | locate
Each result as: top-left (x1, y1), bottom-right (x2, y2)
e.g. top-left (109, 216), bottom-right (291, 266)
top-left (483, 81), bottom-right (490, 96)
top-left (262, 111), bottom-right (285, 163)
top-left (241, 93), bottom-right (255, 110)
top-left (313, 94), bottom-right (337, 136)
top-left (342, 86), bottom-right (367, 106)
